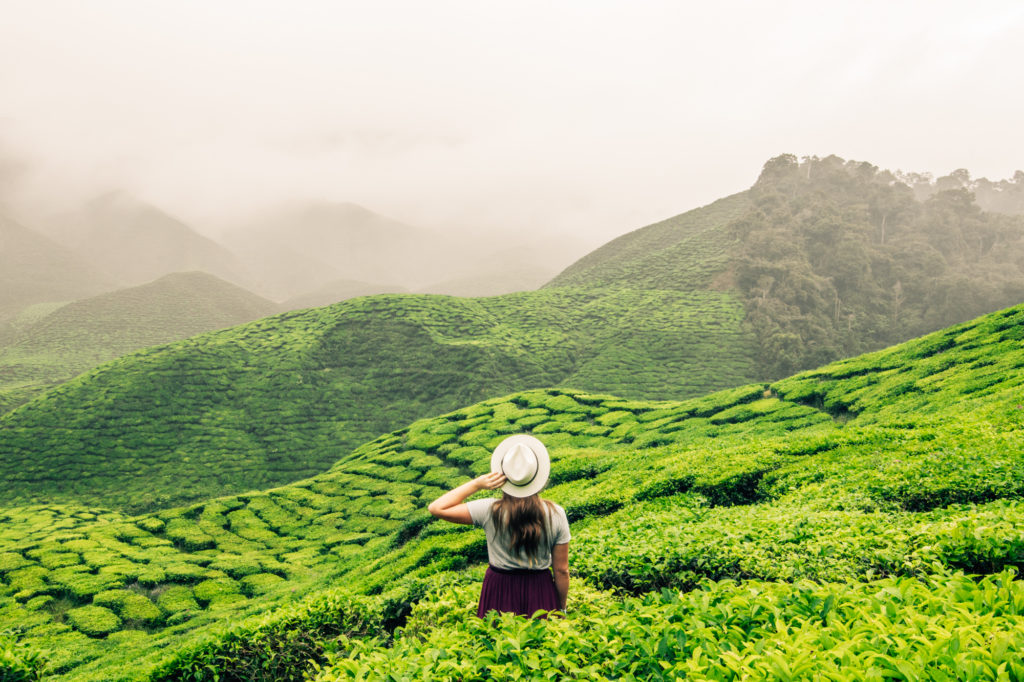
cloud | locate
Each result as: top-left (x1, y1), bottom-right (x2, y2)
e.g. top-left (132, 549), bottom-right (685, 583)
top-left (0, 0), bottom-right (1021, 249)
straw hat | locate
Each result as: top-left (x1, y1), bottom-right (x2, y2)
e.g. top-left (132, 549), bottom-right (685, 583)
top-left (490, 434), bottom-right (550, 498)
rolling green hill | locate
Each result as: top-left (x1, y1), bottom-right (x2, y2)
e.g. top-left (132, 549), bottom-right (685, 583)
top-left (4, 155), bottom-right (1024, 514)
top-left (0, 272), bottom-right (278, 414)
top-left (0, 287), bottom-right (757, 511)
top-left (0, 301), bottom-right (1022, 680)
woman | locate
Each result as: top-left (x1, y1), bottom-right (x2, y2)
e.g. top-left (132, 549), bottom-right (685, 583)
top-left (427, 434), bottom-right (571, 618)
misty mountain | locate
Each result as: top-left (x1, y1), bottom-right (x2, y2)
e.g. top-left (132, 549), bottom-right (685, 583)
top-left (0, 212), bottom-right (113, 322)
top-left (227, 201), bottom-right (585, 302)
top-left (281, 279), bottom-right (409, 311)
top-left (223, 201), bottom-right (452, 300)
top-left (0, 271), bottom-right (277, 413)
top-left (416, 244), bottom-right (560, 296)
top-left (41, 191), bottom-right (248, 288)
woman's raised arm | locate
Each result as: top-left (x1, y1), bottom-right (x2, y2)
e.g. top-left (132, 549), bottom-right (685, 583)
top-left (427, 472), bottom-right (506, 525)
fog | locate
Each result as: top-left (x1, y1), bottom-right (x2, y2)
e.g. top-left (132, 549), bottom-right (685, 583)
top-left (2, 0), bottom-right (1023, 269)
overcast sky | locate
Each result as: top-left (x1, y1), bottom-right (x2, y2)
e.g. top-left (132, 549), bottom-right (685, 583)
top-left (1, 0), bottom-right (1022, 249)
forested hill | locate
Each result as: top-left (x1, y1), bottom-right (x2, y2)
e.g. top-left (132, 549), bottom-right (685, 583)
top-left (736, 154), bottom-right (1024, 377)
top-left (548, 154), bottom-right (1024, 379)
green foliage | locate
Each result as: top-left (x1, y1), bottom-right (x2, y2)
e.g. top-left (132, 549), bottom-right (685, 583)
top-left (155, 587), bottom-right (199, 615)
top-left (735, 154), bottom-right (1024, 378)
top-left (0, 631), bottom-right (44, 682)
top-left (0, 303), bottom-right (1023, 679)
top-left (0, 288), bottom-right (758, 513)
top-left (0, 272), bottom-right (277, 414)
top-left (65, 606), bottom-right (121, 637)
top-left (146, 581), bottom-right (425, 682)
top-left (316, 572), bottom-right (1024, 681)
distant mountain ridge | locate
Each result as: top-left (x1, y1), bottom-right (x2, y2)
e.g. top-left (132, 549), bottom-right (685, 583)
top-left (42, 192), bottom-right (248, 288)
top-left (224, 201), bottom-right (574, 301)
top-left (0, 213), bottom-right (113, 321)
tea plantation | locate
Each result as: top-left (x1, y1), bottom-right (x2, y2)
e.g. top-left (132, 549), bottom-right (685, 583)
top-left (0, 287), bottom-right (757, 512)
top-left (0, 272), bottom-right (277, 414)
top-left (0, 302), bottom-right (1023, 680)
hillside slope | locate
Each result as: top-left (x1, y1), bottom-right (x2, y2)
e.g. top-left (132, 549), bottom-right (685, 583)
top-left (0, 301), bottom-right (1022, 680)
top-left (547, 191), bottom-right (750, 291)
top-left (0, 287), bottom-right (756, 511)
top-left (0, 272), bottom-right (278, 413)
top-left (549, 155), bottom-right (1024, 378)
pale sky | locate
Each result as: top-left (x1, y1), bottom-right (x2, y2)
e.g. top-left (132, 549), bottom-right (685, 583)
top-left (1, 0), bottom-right (1022, 250)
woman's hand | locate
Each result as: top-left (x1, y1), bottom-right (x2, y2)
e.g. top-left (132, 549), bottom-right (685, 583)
top-left (428, 471), bottom-right (505, 524)
top-left (474, 471), bottom-right (507, 491)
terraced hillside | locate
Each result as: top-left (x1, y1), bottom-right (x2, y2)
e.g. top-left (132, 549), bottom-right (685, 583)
top-left (1, 302), bottom-right (1023, 680)
top-left (0, 272), bottom-right (278, 413)
top-left (0, 288), bottom-right (756, 512)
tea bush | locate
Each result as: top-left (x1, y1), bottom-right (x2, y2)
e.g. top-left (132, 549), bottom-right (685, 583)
top-left (0, 302), bottom-right (1023, 679)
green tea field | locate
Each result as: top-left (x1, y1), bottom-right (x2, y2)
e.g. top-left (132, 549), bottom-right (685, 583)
top-left (4, 155), bottom-right (1023, 518)
top-left (0, 272), bottom-right (278, 414)
top-left (1, 301), bottom-right (1022, 680)
top-left (0, 287), bottom-right (757, 512)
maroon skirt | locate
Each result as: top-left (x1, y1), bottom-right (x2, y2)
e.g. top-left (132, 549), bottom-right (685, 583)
top-left (477, 565), bottom-right (560, 618)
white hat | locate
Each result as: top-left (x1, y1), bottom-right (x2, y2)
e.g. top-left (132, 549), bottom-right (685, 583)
top-left (490, 434), bottom-right (550, 498)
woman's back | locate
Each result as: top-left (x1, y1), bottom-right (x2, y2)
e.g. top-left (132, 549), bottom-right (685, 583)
top-left (466, 496), bottom-right (571, 570)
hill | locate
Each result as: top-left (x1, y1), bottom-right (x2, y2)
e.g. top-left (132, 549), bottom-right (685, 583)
top-left (0, 272), bottom-right (278, 413)
top-left (0, 301), bottom-right (1022, 680)
top-left (0, 213), bottom-right (112, 321)
top-left (4, 155), bottom-right (1024, 512)
top-left (548, 154), bottom-right (1024, 378)
top-left (0, 287), bottom-right (756, 511)
top-left (42, 192), bottom-right (247, 288)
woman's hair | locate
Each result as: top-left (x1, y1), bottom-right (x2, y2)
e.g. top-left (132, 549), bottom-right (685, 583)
top-left (492, 493), bottom-right (555, 557)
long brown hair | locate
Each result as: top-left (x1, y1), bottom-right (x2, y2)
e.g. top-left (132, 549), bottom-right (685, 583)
top-left (492, 493), bottom-right (555, 556)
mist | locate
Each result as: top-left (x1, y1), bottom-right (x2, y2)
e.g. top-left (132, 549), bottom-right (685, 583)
top-left (2, 0), bottom-right (1023, 276)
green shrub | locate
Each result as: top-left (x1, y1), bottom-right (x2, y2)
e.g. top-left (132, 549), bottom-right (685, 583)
top-left (156, 586), bottom-right (199, 614)
top-left (65, 605), bottom-right (121, 637)
top-left (193, 579), bottom-right (242, 605)
top-left (241, 573), bottom-right (285, 596)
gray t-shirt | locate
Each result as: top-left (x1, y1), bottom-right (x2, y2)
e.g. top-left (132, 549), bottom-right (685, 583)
top-left (466, 498), bottom-right (571, 570)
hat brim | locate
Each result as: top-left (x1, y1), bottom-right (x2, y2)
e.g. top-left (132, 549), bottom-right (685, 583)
top-left (491, 434), bottom-right (550, 498)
